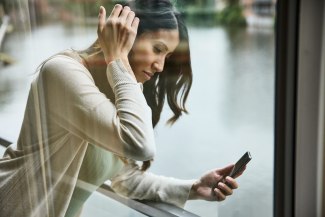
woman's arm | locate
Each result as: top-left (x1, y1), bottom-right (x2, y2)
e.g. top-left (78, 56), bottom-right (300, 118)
top-left (111, 162), bottom-right (242, 207)
top-left (111, 161), bottom-right (195, 208)
top-left (39, 55), bottom-right (155, 161)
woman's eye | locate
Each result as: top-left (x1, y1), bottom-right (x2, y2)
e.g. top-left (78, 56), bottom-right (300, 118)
top-left (154, 47), bottom-right (162, 54)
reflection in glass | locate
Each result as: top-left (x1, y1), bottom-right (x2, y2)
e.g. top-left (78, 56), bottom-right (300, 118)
top-left (0, 0), bottom-right (275, 216)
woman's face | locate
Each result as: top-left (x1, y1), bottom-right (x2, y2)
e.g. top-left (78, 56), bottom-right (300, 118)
top-left (129, 29), bottom-right (180, 84)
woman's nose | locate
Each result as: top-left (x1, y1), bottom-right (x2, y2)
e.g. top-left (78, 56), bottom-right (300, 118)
top-left (152, 57), bottom-right (165, 73)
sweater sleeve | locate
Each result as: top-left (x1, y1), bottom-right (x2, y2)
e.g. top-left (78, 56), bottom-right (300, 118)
top-left (111, 161), bottom-right (196, 208)
top-left (39, 56), bottom-right (155, 161)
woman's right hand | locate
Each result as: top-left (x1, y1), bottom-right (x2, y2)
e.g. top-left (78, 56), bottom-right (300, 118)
top-left (97, 5), bottom-right (139, 65)
top-left (188, 164), bottom-right (245, 201)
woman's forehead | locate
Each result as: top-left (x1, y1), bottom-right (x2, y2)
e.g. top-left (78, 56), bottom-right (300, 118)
top-left (138, 29), bottom-right (180, 51)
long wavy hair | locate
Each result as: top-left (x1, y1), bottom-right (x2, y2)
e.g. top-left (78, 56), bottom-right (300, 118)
top-left (80, 0), bottom-right (192, 171)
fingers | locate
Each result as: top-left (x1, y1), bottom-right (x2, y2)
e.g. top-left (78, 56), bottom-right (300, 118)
top-left (131, 17), bottom-right (140, 30)
top-left (218, 182), bottom-right (233, 196)
top-left (224, 176), bottom-right (238, 189)
top-left (213, 188), bottom-right (226, 201)
top-left (211, 176), bottom-right (238, 202)
top-left (212, 179), bottom-right (238, 201)
top-left (125, 11), bottom-right (139, 33)
top-left (119, 6), bottom-right (131, 22)
top-left (217, 164), bottom-right (235, 175)
top-left (109, 4), bottom-right (123, 18)
top-left (109, 4), bottom-right (139, 31)
top-left (98, 6), bottom-right (106, 34)
top-left (125, 11), bottom-right (135, 26)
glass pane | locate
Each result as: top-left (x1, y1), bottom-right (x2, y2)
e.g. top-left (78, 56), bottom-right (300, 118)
top-left (80, 191), bottom-right (146, 217)
top-left (0, 0), bottom-right (275, 217)
top-left (150, 1), bottom-right (275, 217)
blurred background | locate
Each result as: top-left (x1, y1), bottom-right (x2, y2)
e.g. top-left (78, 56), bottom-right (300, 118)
top-left (0, 0), bottom-right (276, 216)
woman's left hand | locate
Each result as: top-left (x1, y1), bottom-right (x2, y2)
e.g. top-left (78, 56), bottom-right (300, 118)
top-left (97, 5), bottom-right (139, 65)
top-left (189, 164), bottom-right (245, 201)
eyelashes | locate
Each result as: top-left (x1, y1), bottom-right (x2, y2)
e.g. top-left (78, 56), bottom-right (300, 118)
top-left (153, 46), bottom-right (163, 54)
top-left (153, 46), bottom-right (172, 59)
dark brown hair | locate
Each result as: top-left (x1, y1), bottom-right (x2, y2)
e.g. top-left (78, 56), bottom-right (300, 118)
top-left (124, 0), bottom-right (193, 171)
top-left (124, 0), bottom-right (192, 127)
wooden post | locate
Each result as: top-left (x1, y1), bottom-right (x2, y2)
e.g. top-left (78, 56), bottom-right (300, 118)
top-left (0, 15), bottom-right (9, 49)
top-left (0, 15), bottom-right (15, 65)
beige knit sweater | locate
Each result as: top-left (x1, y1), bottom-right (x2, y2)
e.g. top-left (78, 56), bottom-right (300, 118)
top-left (0, 53), bottom-right (194, 217)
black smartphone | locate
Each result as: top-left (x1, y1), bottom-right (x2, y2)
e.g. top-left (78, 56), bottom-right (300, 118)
top-left (228, 151), bottom-right (252, 178)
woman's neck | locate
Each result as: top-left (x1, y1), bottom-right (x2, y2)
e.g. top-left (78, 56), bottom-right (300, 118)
top-left (82, 51), bottom-right (106, 73)
top-left (82, 51), bottom-right (115, 101)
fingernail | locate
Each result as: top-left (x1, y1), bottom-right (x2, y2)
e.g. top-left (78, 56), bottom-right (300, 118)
top-left (99, 6), bottom-right (103, 14)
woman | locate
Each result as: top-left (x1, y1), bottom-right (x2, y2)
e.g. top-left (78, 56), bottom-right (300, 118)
top-left (0, 1), bottom-right (244, 216)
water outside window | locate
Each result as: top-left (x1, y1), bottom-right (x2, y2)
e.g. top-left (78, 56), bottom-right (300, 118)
top-left (0, 1), bottom-right (275, 216)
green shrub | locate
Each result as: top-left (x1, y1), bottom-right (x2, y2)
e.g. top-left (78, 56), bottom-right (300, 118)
top-left (216, 5), bottom-right (246, 26)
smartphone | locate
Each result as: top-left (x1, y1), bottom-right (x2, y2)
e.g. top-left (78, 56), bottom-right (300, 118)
top-left (228, 151), bottom-right (252, 178)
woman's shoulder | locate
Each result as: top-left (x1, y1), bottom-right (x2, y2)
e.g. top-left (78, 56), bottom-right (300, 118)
top-left (40, 50), bottom-right (92, 81)
top-left (42, 49), bottom-right (85, 70)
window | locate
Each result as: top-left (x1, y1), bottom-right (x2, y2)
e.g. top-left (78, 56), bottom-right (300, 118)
top-left (0, 0), bottom-right (277, 216)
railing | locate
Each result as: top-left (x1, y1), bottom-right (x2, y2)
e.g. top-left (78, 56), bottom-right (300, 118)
top-left (0, 137), bottom-right (199, 217)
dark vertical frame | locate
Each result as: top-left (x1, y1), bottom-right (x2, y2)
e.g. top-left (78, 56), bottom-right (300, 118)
top-left (274, 0), bottom-right (300, 216)
top-left (295, 1), bottom-right (324, 216)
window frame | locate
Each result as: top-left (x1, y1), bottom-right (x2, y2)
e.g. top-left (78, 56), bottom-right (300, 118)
top-left (274, 0), bottom-right (325, 216)
top-left (274, 0), bottom-right (299, 215)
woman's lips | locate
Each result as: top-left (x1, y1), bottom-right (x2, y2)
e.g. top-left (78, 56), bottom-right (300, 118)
top-left (144, 71), bottom-right (153, 80)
